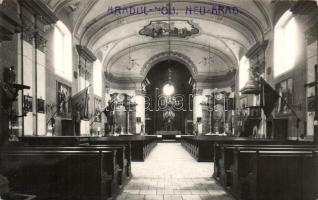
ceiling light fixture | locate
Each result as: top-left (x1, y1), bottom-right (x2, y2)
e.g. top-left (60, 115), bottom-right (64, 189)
top-left (163, 68), bottom-right (175, 96)
top-left (163, 0), bottom-right (175, 96)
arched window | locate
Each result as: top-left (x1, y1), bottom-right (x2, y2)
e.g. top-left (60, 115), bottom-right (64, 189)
top-left (239, 56), bottom-right (250, 91)
top-left (54, 21), bottom-right (72, 81)
top-left (93, 59), bottom-right (102, 96)
top-left (274, 10), bottom-right (299, 77)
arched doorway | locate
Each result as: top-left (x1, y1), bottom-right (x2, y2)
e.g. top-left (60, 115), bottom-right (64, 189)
top-left (145, 60), bottom-right (193, 135)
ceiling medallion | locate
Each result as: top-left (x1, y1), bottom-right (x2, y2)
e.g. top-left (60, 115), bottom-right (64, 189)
top-left (139, 20), bottom-right (199, 38)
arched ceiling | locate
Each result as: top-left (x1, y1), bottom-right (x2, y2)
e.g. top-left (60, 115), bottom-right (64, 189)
top-left (44, 0), bottom-right (273, 87)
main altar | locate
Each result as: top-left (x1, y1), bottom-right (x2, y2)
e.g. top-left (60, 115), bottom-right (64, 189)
top-left (156, 131), bottom-right (181, 139)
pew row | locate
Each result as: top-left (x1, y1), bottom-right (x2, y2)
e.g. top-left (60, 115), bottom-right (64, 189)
top-left (0, 144), bottom-right (133, 200)
top-left (213, 144), bottom-right (318, 200)
top-left (181, 135), bottom-right (314, 162)
top-left (0, 149), bottom-right (115, 200)
top-left (88, 136), bottom-right (157, 161)
top-left (18, 136), bottom-right (132, 178)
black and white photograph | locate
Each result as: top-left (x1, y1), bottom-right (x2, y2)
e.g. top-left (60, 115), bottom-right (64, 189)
top-left (0, 0), bottom-right (318, 200)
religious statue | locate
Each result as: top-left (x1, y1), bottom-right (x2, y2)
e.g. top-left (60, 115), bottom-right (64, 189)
top-left (163, 106), bottom-right (175, 131)
top-left (103, 93), bottom-right (116, 135)
top-left (1, 66), bottom-right (18, 109)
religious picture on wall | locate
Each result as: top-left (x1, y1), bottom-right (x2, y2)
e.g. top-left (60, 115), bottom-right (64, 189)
top-left (276, 78), bottom-right (293, 115)
top-left (37, 98), bottom-right (45, 113)
top-left (94, 98), bottom-right (102, 122)
top-left (57, 81), bottom-right (72, 117)
top-left (307, 96), bottom-right (315, 112)
top-left (23, 95), bottom-right (33, 113)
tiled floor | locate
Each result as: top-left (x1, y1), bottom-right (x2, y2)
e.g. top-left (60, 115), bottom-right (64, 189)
top-left (116, 143), bottom-right (234, 200)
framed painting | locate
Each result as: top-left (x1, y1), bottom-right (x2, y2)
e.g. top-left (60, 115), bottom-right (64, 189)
top-left (57, 81), bottom-right (72, 117)
top-left (276, 78), bottom-right (293, 116)
top-left (23, 95), bottom-right (33, 113)
top-left (307, 96), bottom-right (315, 112)
top-left (37, 98), bottom-right (45, 113)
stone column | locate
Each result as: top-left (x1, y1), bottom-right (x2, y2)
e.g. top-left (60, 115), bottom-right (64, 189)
top-left (193, 89), bottom-right (203, 135)
top-left (135, 89), bottom-right (145, 134)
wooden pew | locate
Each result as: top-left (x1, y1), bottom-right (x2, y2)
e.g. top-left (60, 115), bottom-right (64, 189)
top-left (79, 144), bottom-right (131, 186)
top-left (181, 136), bottom-right (273, 162)
top-left (215, 145), bottom-right (317, 200)
top-left (89, 136), bottom-right (157, 162)
top-left (18, 136), bottom-right (133, 178)
top-left (18, 136), bottom-right (89, 146)
top-left (214, 144), bottom-right (317, 185)
top-left (5, 145), bottom-right (128, 187)
top-left (182, 135), bottom-right (315, 162)
top-left (0, 150), bottom-right (114, 200)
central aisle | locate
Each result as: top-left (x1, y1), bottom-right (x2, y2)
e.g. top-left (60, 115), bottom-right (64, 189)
top-left (117, 143), bottom-right (234, 200)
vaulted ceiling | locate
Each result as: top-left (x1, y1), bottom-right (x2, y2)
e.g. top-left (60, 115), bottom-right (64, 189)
top-left (44, 0), bottom-right (273, 87)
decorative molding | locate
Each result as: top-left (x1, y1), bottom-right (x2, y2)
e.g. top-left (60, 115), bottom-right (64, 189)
top-left (76, 45), bottom-right (97, 63)
top-left (135, 89), bottom-right (146, 96)
top-left (0, 0), bottom-right (22, 42)
top-left (22, 26), bottom-right (34, 44)
top-left (79, 66), bottom-right (91, 80)
top-left (141, 51), bottom-right (197, 77)
top-left (139, 20), bottom-right (199, 39)
top-left (34, 32), bottom-right (47, 52)
top-left (18, 0), bottom-right (58, 25)
top-left (104, 71), bottom-right (143, 84)
top-left (305, 22), bottom-right (318, 45)
top-left (290, 1), bottom-right (318, 15)
top-left (82, 1), bottom-right (264, 48)
top-left (105, 40), bottom-right (236, 76)
top-left (246, 40), bottom-right (268, 59)
top-left (193, 89), bottom-right (203, 96)
top-left (253, 0), bottom-right (272, 30)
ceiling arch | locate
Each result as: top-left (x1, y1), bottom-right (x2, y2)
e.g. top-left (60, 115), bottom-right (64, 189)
top-left (44, 0), bottom-right (273, 88)
top-left (142, 51), bottom-right (197, 77)
top-left (105, 40), bottom-right (236, 78)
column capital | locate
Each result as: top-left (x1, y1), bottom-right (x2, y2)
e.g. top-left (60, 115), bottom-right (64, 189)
top-left (135, 89), bottom-right (146, 96)
top-left (193, 89), bottom-right (203, 96)
top-left (22, 26), bottom-right (34, 44)
top-left (34, 32), bottom-right (47, 52)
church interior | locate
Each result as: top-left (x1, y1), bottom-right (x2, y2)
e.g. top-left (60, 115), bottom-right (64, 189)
top-left (0, 0), bottom-right (318, 199)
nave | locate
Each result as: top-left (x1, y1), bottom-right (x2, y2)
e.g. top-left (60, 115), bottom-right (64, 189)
top-left (1, 1), bottom-right (318, 200)
top-left (117, 143), bottom-right (233, 200)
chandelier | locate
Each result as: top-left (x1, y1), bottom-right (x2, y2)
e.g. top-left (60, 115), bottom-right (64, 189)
top-left (162, 1), bottom-right (175, 97)
top-left (163, 68), bottom-right (175, 96)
